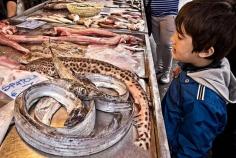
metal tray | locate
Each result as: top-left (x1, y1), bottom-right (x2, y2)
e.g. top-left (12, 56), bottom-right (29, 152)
top-left (11, 0), bottom-right (148, 34)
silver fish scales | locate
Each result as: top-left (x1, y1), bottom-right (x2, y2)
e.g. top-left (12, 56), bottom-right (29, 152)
top-left (23, 57), bottom-right (151, 150)
top-left (14, 79), bottom-right (133, 156)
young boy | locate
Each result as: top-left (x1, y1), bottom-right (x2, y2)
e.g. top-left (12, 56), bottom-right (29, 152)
top-left (161, 1), bottom-right (236, 157)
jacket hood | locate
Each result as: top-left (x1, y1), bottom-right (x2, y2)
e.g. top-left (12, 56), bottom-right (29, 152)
top-left (187, 58), bottom-right (236, 103)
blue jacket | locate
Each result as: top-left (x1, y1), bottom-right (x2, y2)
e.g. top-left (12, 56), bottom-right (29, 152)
top-left (162, 58), bottom-right (236, 158)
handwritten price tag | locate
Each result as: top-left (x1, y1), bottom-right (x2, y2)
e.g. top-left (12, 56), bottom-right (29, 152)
top-left (0, 72), bottom-right (48, 99)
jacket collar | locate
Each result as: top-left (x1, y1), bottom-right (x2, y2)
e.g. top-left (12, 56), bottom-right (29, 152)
top-left (178, 60), bottom-right (221, 72)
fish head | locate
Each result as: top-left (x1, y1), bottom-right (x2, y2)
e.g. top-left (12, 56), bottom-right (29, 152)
top-left (87, 89), bottom-right (106, 99)
top-left (64, 107), bottom-right (88, 128)
top-left (71, 84), bottom-right (89, 98)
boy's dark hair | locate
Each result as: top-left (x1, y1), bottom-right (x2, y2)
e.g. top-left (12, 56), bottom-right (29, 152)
top-left (176, 0), bottom-right (236, 61)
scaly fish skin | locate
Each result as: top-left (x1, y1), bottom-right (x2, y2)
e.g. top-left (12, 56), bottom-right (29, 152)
top-left (64, 107), bottom-right (88, 128)
top-left (23, 57), bottom-right (151, 150)
top-left (18, 79), bottom-right (96, 136)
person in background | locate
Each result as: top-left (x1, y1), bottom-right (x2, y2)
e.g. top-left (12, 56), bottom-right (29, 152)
top-left (17, 0), bottom-right (25, 15)
top-left (23, 0), bottom-right (46, 10)
top-left (0, 0), bottom-right (17, 20)
top-left (145, 0), bottom-right (179, 84)
top-left (162, 1), bottom-right (236, 157)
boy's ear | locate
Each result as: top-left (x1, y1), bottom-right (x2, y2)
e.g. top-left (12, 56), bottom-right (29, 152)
top-left (198, 47), bottom-right (214, 58)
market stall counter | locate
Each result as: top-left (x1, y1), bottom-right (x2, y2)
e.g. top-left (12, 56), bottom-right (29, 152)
top-left (0, 1), bottom-right (170, 157)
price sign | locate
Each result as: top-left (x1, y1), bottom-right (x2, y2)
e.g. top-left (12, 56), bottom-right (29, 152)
top-left (0, 72), bottom-right (48, 99)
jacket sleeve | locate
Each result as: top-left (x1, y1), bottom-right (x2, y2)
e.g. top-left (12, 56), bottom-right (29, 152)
top-left (163, 99), bottom-right (227, 158)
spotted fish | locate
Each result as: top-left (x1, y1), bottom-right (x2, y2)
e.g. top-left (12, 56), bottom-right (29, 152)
top-left (22, 57), bottom-right (151, 150)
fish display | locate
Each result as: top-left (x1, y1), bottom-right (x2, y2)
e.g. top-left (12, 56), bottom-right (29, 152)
top-left (34, 97), bottom-right (62, 125)
top-left (0, 56), bottom-right (22, 69)
top-left (97, 11), bottom-right (144, 31)
top-left (85, 73), bottom-right (131, 112)
top-left (0, 101), bottom-right (14, 144)
top-left (49, 48), bottom-right (129, 103)
top-left (85, 44), bottom-right (144, 76)
top-left (15, 79), bottom-right (96, 135)
top-left (23, 57), bottom-right (151, 150)
top-left (0, 26), bottom-right (143, 55)
top-left (14, 77), bottom-right (133, 156)
top-left (0, 21), bottom-right (17, 35)
top-left (0, 0), bottom-right (156, 155)
top-left (54, 27), bottom-right (118, 37)
top-left (0, 33), bottom-right (29, 53)
top-left (12, 44), bottom-right (135, 156)
top-left (27, 14), bottom-right (74, 24)
top-left (5, 34), bottom-right (128, 45)
top-left (18, 41), bottom-right (85, 64)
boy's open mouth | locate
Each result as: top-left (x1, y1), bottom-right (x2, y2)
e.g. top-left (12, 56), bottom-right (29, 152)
top-left (171, 47), bottom-right (176, 54)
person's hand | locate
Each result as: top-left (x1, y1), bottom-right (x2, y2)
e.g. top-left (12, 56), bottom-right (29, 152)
top-left (172, 66), bottom-right (181, 78)
top-left (7, 1), bottom-right (17, 18)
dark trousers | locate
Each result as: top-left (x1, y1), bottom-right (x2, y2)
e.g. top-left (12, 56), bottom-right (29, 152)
top-left (23, 0), bottom-right (46, 10)
top-left (212, 103), bottom-right (236, 158)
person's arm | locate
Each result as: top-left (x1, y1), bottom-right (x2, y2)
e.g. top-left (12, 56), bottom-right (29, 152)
top-left (6, 0), bottom-right (17, 18)
top-left (170, 100), bottom-right (227, 158)
top-left (162, 82), bottom-right (227, 158)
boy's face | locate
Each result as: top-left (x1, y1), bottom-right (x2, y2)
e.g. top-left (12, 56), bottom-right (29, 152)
top-left (171, 29), bottom-right (198, 64)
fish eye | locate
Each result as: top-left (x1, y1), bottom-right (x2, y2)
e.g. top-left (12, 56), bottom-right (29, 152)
top-left (80, 87), bottom-right (87, 95)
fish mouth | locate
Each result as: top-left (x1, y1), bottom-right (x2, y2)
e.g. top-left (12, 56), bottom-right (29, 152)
top-left (64, 107), bottom-right (88, 128)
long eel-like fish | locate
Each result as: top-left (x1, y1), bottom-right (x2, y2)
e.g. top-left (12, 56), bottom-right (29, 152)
top-left (22, 57), bottom-right (151, 150)
top-left (19, 79), bottom-right (96, 136)
top-left (49, 47), bottom-right (129, 103)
